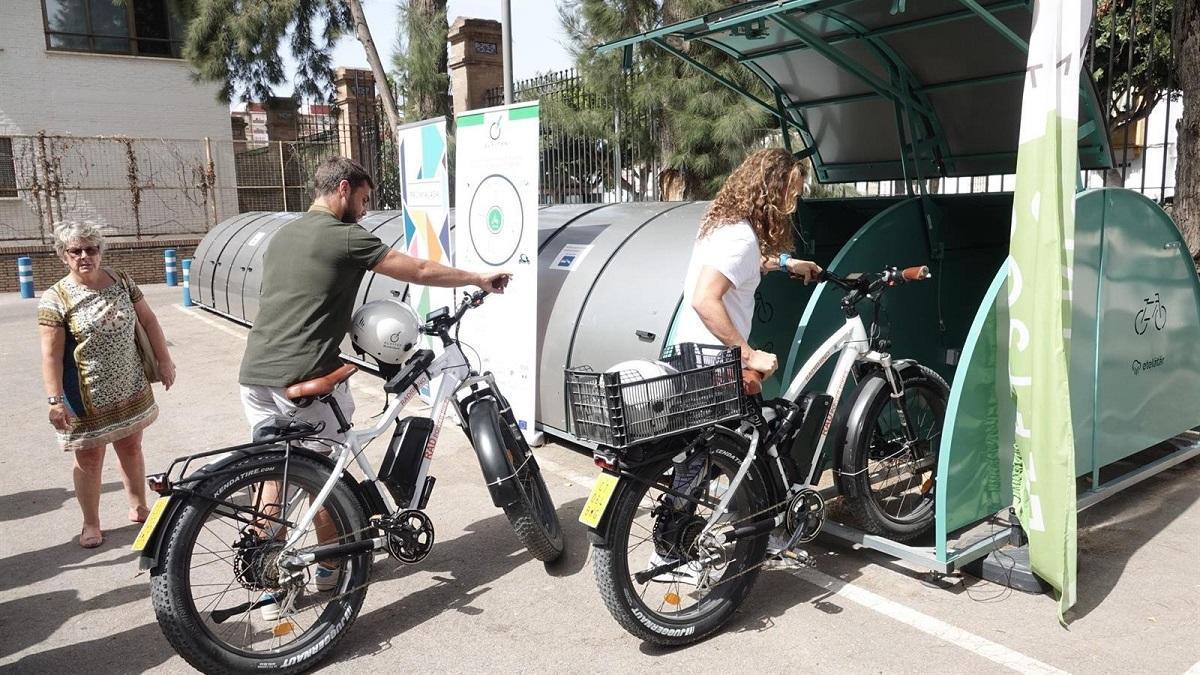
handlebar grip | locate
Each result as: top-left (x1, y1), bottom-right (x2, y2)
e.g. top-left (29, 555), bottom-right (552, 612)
top-left (901, 265), bottom-right (931, 282)
top-left (742, 369), bottom-right (763, 397)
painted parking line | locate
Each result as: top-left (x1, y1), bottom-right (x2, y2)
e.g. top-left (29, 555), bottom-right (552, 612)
top-left (786, 565), bottom-right (1067, 675)
top-left (174, 304), bottom-right (248, 340)
top-left (549, 467), bottom-right (1066, 675)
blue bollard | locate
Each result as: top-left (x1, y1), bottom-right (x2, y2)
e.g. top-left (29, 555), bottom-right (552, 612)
top-left (18, 257), bottom-right (34, 299)
top-left (164, 249), bottom-right (178, 286)
top-left (181, 258), bottom-right (193, 307)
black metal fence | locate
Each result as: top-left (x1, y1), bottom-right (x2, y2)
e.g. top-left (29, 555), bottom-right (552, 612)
top-left (483, 1), bottom-right (1181, 206)
top-left (485, 69), bottom-right (663, 204)
top-left (2, 3), bottom-right (1179, 242)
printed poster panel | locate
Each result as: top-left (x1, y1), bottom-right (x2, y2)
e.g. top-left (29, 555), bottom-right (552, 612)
top-left (398, 117), bottom-right (452, 400)
top-left (455, 102), bottom-right (539, 440)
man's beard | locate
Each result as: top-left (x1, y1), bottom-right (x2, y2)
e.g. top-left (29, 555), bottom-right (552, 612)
top-left (340, 210), bottom-right (360, 224)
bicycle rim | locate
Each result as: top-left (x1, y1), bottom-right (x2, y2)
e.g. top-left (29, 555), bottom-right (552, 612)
top-left (619, 451), bottom-right (757, 622)
top-left (865, 385), bottom-right (942, 524)
top-left (180, 467), bottom-right (364, 657)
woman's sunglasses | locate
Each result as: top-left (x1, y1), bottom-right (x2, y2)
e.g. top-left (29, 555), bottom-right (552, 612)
top-left (65, 246), bottom-right (100, 258)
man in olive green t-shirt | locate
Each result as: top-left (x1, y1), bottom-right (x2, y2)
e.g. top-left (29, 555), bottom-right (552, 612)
top-left (238, 156), bottom-right (509, 444)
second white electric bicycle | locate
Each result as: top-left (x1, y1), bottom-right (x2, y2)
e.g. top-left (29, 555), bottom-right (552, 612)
top-left (570, 265), bottom-right (948, 645)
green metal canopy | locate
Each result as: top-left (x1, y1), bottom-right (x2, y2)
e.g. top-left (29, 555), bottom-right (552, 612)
top-left (598, 0), bottom-right (1113, 184)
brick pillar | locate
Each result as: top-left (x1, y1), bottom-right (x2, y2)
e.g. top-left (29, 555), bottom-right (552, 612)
top-left (265, 96), bottom-right (300, 142)
top-left (230, 115), bottom-right (248, 154)
top-left (334, 67), bottom-right (377, 162)
top-left (448, 17), bottom-right (503, 115)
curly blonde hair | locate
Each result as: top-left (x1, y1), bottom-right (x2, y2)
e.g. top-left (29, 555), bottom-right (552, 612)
top-left (698, 148), bottom-right (807, 256)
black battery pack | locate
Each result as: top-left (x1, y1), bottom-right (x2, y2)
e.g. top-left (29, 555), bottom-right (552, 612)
top-left (380, 416), bottom-right (435, 507)
top-left (787, 392), bottom-right (833, 477)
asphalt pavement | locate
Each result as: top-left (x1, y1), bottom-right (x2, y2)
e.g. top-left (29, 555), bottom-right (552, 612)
top-left (1, 284), bottom-right (1198, 673)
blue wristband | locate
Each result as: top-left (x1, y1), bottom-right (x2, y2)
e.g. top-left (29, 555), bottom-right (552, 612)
top-left (779, 253), bottom-right (791, 273)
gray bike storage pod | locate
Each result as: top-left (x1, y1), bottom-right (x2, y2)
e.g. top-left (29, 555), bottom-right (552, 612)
top-left (191, 211), bottom-right (411, 331)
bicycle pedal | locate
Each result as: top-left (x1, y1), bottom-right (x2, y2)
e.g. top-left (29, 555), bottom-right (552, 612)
top-left (779, 548), bottom-right (816, 568)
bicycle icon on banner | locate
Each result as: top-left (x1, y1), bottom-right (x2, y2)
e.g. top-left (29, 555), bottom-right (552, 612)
top-left (1134, 293), bottom-right (1167, 335)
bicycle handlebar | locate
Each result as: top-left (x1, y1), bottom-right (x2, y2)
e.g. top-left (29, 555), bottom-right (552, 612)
top-left (899, 265), bottom-right (931, 282)
top-left (423, 288), bottom-right (491, 339)
top-left (818, 265), bottom-right (931, 310)
top-left (820, 265), bottom-right (931, 288)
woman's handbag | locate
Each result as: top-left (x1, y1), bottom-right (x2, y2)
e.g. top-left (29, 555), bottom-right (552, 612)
top-left (120, 272), bottom-right (161, 384)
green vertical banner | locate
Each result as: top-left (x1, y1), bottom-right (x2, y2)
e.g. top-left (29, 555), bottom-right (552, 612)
top-left (1008, 1), bottom-right (1091, 619)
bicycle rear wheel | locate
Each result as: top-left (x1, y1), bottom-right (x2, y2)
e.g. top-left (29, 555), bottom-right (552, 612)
top-left (592, 433), bottom-right (770, 645)
top-left (150, 452), bottom-right (370, 674)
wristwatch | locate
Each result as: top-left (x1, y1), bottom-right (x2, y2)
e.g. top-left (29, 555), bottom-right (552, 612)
top-left (48, 395), bottom-right (65, 406)
top-left (778, 253), bottom-right (792, 274)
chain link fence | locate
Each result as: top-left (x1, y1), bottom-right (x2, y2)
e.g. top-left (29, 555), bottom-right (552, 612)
top-left (0, 104), bottom-right (400, 243)
top-left (0, 134), bottom-right (223, 243)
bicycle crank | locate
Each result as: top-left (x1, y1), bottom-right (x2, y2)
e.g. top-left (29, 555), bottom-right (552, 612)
top-left (381, 510), bottom-right (435, 563)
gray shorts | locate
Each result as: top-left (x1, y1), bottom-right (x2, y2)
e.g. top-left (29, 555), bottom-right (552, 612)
top-left (239, 381), bottom-right (356, 452)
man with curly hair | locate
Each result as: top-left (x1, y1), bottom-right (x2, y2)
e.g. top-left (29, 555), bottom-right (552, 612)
top-left (674, 148), bottom-right (823, 383)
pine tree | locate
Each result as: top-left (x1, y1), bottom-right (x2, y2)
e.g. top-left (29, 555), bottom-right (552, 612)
top-left (177, 0), bottom-right (401, 131)
top-left (556, 0), bottom-right (773, 200)
top-left (392, 0), bottom-right (451, 122)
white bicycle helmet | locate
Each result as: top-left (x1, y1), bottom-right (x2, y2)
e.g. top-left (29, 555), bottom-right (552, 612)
top-left (606, 359), bottom-right (677, 382)
top-left (605, 359), bottom-right (680, 433)
top-left (350, 299), bottom-right (421, 365)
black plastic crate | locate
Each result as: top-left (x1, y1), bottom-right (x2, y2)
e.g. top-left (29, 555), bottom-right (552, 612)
top-left (564, 343), bottom-right (747, 449)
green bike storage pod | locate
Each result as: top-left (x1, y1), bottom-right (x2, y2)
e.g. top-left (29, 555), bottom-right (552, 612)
top-left (592, 0), bottom-right (1200, 570)
top-left (936, 189), bottom-right (1200, 564)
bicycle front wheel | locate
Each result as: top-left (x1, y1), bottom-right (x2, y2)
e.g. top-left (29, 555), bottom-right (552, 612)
top-left (840, 364), bottom-right (948, 541)
top-left (150, 452), bottom-right (370, 674)
top-left (468, 398), bottom-right (564, 562)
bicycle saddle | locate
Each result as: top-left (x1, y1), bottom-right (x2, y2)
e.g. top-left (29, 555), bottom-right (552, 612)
top-left (285, 364), bottom-right (358, 401)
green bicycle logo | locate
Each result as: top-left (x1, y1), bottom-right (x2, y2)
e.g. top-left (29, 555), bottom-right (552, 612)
top-left (487, 207), bottom-right (504, 234)
top-left (1134, 293), bottom-right (1166, 335)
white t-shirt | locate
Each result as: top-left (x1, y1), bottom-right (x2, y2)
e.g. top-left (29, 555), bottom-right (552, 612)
top-left (674, 221), bottom-right (761, 346)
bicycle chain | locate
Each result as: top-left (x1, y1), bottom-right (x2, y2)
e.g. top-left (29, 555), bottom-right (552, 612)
top-left (655, 482), bottom-right (826, 593)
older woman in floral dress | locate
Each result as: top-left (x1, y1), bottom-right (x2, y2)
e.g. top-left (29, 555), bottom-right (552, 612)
top-left (37, 221), bottom-right (176, 548)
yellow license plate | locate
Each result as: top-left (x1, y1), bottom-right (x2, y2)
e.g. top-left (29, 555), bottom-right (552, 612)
top-left (579, 473), bottom-right (620, 528)
top-left (131, 496), bottom-right (171, 552)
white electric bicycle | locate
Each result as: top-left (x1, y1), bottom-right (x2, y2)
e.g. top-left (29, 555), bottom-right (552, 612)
top-left (573, 265), bottom-right (948, 645)
top-left (135, 290), bottom-right (563, 673)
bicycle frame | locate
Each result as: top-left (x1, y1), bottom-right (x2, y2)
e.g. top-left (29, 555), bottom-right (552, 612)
top-left (281, 345), bottom-right (472, 551)
top-left (700, 309), bottom-right (902, 535)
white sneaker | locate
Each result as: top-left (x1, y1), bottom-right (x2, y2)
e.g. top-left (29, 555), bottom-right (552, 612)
top-left (259, 592), bottom-right (283, 621)
top-left (647, 551), bottom-right (704, 586)
top-left (313, 565), bottom-right (339, 592)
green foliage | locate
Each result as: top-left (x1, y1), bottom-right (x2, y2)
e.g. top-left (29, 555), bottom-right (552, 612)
top-left (1092, 0), bottom-right (1180, 129)
top-left (391, 0), bottom-right (450, 122)
top-left (174, 0), bottom-right (351, 102)
top-left (556, 0), bottom-right (773, 199)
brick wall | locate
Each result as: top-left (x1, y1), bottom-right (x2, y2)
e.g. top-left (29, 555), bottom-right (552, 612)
top-left (0, 238), bottom-right (201, 293)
